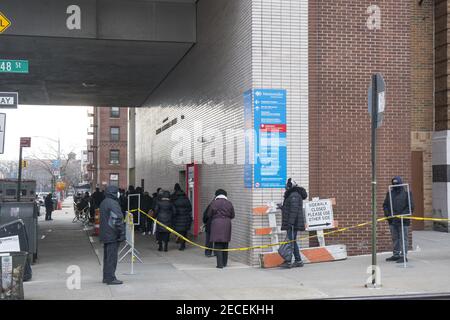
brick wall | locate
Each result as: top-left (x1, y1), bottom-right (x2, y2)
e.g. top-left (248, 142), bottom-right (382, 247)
top-left (309, 1), bottom-right (412, 255)
top-left (95, 106), bottom-right (128, 189)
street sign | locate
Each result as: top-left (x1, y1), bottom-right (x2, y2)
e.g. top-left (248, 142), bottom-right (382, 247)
top-left (0, 60), bottom-right (29, 74)
top-left (0, 12), bottom-right (11, 34)
top-left (20, 137), bottom-right (31, 148)
top-left (304, 199), bottom-right (334, 231)
top-left (0, 92), bottom-right (18, 109)
top-left (368, 73), bottom-right (386, 128)
top-left (52, 160), bottom-right (61, 169)
top-left (0, 113), bottom-right (5, 154)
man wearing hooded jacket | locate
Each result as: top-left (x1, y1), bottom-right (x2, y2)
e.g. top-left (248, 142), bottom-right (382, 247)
top-left (280, 178), bottom-right (308, 268)
top-left (99, 185), bottom-right (125, 285)
top-left (383, 176), bottom-right (414, 263)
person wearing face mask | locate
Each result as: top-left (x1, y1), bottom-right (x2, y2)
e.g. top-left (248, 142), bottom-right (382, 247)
top-left (383, 176), bottom-right (414, 263)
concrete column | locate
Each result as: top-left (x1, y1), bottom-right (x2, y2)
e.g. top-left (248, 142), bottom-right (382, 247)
top-left (433, 0), bottom-right (450, 231)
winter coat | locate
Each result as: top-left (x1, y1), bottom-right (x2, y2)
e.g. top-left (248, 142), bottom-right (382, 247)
top-left (44, 195), bottom-right (53, 212)
top-left (281, 186), bottom-right (308, 231)
top-left (383, 176), bottom-right (414, 226)
top-left (141, 194), bottom-right (153, 214)
top-left (99, 186), bottom-right (125, 244)
top-left (172, 191), bottom-right (193, 232)
top-left (207, 196), bottom-right (235, 243)
top-left (92, 190), bottom-right (105, 208)
top-left (154, 197), bottom-right (176, 234)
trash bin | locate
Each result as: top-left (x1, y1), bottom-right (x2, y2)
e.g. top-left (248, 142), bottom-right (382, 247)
top-left (0, 220), bottom-right (32, 281)
top-left (0, 251), bottom-right (27, 300)
top-left (0, 202), bottom-right (39, 263)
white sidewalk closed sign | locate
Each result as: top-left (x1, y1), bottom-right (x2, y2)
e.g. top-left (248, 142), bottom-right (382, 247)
top-left (304, 199), bottom-right (334, 231)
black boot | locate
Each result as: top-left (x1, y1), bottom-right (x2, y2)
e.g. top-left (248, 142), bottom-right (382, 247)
top-left (164, 242), bottom-right (168, 252)
top-left (216, 252), bottom-right (224, 268)
top-left (179, 242), bottom-right (186, 251)
top-left (158, 242), bottom-right (163, 252)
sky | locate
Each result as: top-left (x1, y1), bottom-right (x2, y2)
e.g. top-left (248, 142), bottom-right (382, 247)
top-left (0, 105), bottom-right (91, 161)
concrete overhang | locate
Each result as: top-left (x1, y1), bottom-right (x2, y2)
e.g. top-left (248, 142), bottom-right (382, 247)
top-left (0, 0), bottom-right (196, 106)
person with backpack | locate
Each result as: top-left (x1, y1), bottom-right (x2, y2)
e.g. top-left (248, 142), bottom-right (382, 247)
top-left (280, 178), bottom-right (308, 268)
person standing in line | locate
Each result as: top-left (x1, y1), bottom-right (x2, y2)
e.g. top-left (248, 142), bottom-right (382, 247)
top-left (154, 190), bottom-right (176, 252)
top-left (172, 184), bottom-right (193, 251)
top-left (202, 201), bottom-right (214, 257)
top-left (280, 178), bottom-right (308, 268)
top-left (99, 185), bottom-right (125, 285)
top-left (141, 191), bottom-right (154, 235)
top-left (383, 176), bottom-right (414, 263)
top-left (44, 193), bottom-right (54, 221)
top-left (92, 187), bottom-right (105, 209)
top-left (207, 189), bottom-right (235, 269)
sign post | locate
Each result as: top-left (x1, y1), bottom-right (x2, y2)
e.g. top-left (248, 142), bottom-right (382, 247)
top-left (0, 113), bottom-right (5, 154)
top-left (17, 137), bottom-right (31, 201)
top-left (367, 73), bottom-right (385, 288)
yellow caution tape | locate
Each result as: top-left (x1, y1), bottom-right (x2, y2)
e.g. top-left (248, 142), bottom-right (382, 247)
top-left (128, 209), bottom-right (450, 252)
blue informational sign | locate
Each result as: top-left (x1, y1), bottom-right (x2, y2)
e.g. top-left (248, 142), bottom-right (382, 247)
top-left (244, 89), bottom-right (287, 189)
top-left (52, 160), bottom-right (61, 169)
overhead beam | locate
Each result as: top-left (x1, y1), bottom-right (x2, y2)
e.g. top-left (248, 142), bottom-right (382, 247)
top-left (0, 0), bottom-right (196, 43)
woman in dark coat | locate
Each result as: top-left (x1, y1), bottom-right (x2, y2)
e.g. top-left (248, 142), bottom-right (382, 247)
top-left (207, 189), bottom-right (235, 268)
top-left (171, 184), bottom-right (192, 251)
top-left (154, 190), bottom-right (176, 252)
top-left (280, 178), bottom-right (308, 268)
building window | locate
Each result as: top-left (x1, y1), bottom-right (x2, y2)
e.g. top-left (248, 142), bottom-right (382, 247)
top-left (110, 150), bottom-right (120, 164)
top-left (110, 107), bottom-right (120, 118)
top-left (110, 127), bottom-right (120, 141)
top-left (109, 173), bottom-right (119, 187)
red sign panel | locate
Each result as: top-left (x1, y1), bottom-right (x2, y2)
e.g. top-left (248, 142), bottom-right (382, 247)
top-left (20, 137), bottom-right (31, 147)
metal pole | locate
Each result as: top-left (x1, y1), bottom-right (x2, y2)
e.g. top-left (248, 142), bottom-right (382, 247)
top-left (401, 216), bottom-right (407, 268)
top-left (17, 146), bottom-right (23, 201)
top-left (371, 74), bottom-right (378, 286)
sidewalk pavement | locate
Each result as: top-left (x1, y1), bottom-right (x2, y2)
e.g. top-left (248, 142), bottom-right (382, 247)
top-left (24, 198), bottom-right (450, 300)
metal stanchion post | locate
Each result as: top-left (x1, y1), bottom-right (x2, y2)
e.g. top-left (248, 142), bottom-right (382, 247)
top-left (401, 216), bottom-right (407, 268)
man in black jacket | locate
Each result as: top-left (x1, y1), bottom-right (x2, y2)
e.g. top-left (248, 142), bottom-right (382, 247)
top-left (44, 193), bottom-right (54, 221)
top-left (383, 176), bottom-right (414, 263)
top-left (280, 178), bottom-right (308, 268)
top-left (99, 185), bottom-right (125, 285)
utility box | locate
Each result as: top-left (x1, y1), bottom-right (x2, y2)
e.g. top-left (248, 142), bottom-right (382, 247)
top-left (0, 202), bottom-right (39, 263)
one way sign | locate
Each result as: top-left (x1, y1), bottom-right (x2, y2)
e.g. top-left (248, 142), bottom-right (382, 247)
top-left (0, 92), bottom-right (18, 109)
top-left (304, 198), bottom-right (335, 231)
